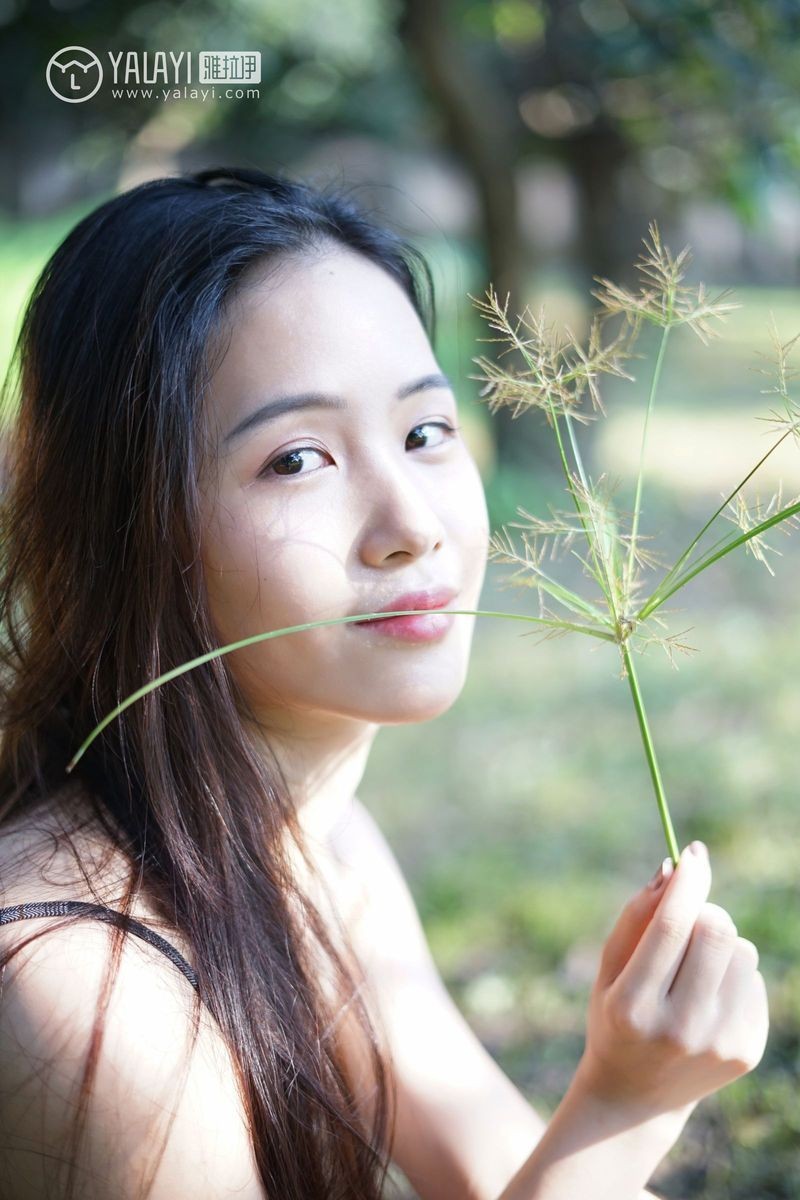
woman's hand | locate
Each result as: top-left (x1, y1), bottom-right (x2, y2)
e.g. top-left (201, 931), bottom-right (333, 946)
top-left (573, 841), bottom-right (769, 1136)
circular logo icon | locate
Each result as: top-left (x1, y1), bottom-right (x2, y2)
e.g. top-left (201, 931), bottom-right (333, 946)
top-left (46, 46), bottom-right (103, 103)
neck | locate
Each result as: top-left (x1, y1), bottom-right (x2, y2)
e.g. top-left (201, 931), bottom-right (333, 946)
top-left (247, 709), bottom-right (380, 846)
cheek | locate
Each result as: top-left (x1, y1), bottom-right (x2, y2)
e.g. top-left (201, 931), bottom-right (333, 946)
top-left (201, 501), bottom-right (345, 645)
top-left (448, 458), bottom-right (491, 565)
top-left (200, 529), bottom-right (343, 709)
top-left (201, 506), bottom-right (259, 626)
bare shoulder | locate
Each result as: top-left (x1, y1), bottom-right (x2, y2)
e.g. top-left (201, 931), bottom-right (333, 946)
top-left (0, 789), bottom-right (266, 1200)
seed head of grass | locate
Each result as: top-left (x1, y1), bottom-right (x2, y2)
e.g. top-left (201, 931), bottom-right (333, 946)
top-left (468, 284), bottom-right (636, 426)
top-left (592, 221), bottom-right (740, 344)
top-left (722, 485), bottom-right (800, 577)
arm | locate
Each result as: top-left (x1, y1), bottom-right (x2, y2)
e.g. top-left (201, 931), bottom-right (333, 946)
top-left (490, 1091), bottom-right (671, 1200)
top-left (494, 1065), bottom-right (679, 1200)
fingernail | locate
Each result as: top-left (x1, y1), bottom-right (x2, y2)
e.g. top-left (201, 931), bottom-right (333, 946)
top-left (648, 857), bottom-right (674, 890)
top-left (680, 840), bottom-right (708, 865)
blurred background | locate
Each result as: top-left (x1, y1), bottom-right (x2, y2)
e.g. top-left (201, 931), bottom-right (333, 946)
top-left (1, 3), bottom-right (799, 1196)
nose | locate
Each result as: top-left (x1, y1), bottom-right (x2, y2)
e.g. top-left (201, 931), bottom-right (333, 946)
top-left (357, 460), bottom-right (446, 564)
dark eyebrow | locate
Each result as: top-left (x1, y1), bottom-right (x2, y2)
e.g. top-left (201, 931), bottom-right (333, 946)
top-left (223, 372), bottom-right (453, 448)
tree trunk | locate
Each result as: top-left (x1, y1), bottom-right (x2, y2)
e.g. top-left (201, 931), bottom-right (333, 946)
top-left (398, 0), bottom-right (551, 471)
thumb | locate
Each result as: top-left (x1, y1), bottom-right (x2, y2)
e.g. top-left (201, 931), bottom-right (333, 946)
top-left (595, 857), bottom-right (675, 989)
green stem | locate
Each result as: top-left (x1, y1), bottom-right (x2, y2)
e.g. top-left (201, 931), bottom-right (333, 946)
top-left (547, 399), bottom-right (607, 592)
top-left (626, 325), bottom-right (671, 593)
top-left (65, 606), bottom-right (616, 773)
top-left (563, 409), bottom-right (620, 622)
top-left (639, 496), bottom-right (800, 621)
top-left (549, 399), bottom-right (586, 513)
top-left (513, 558), bottom-right (612, 625)
top-left (620, 639), bottom-right (680, 864)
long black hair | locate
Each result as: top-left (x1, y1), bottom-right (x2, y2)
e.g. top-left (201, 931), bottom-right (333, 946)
top-left (0, 164), bottom-right (436, 1198)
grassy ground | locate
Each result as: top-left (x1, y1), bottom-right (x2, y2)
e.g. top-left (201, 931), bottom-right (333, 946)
top-left (2, 219), bottom-right (799, 1198)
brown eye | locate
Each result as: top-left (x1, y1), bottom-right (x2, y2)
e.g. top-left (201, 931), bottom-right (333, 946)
top-left (259, 446), bottom-right (328, 479)
top-left (406, 421), bottom-right (459, 449)
top-left (258, 422), bottom-right (459, 483)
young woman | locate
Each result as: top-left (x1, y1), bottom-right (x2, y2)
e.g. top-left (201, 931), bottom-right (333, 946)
top-left (0, 166), bottom-right (767, 1200)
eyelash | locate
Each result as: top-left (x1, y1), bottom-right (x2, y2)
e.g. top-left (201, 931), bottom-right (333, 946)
top-left (257, 421), bottom-right (461, 481)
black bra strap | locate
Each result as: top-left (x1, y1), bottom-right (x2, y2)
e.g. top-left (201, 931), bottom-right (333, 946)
top-left (0, 900), bottom-right (199, 993)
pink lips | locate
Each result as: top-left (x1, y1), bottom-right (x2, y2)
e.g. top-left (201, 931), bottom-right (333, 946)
top-left (351, 587), bottom-right (459, 643)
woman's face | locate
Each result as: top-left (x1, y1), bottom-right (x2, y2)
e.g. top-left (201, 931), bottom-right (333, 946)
top-left (199, 243), bottom-right (490, 733)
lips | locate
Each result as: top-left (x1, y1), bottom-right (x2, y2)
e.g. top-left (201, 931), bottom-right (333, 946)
top-left (352, 586), bottom-right (458, 622)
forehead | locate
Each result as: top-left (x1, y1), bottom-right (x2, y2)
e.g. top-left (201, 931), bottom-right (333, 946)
top-left (198, 246), bottom-right (438, 473)
top-left (209, 245), bottom-right (431, 392)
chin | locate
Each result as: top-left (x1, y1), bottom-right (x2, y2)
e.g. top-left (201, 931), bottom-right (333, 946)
top-left (357, 670), bottom-right (468, 726)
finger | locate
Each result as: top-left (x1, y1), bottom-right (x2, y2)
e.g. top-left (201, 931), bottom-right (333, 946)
top-left (717, 939), bottom-right (763, 1018)
top-left (716, 947), bottom-right (769, 1064)
top-left (596, 857), bottom-right (675, 988)
top-left (666, 903), bottom-right (737, 1021)
top-left (616, 841), bottom-right (712, 1000)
